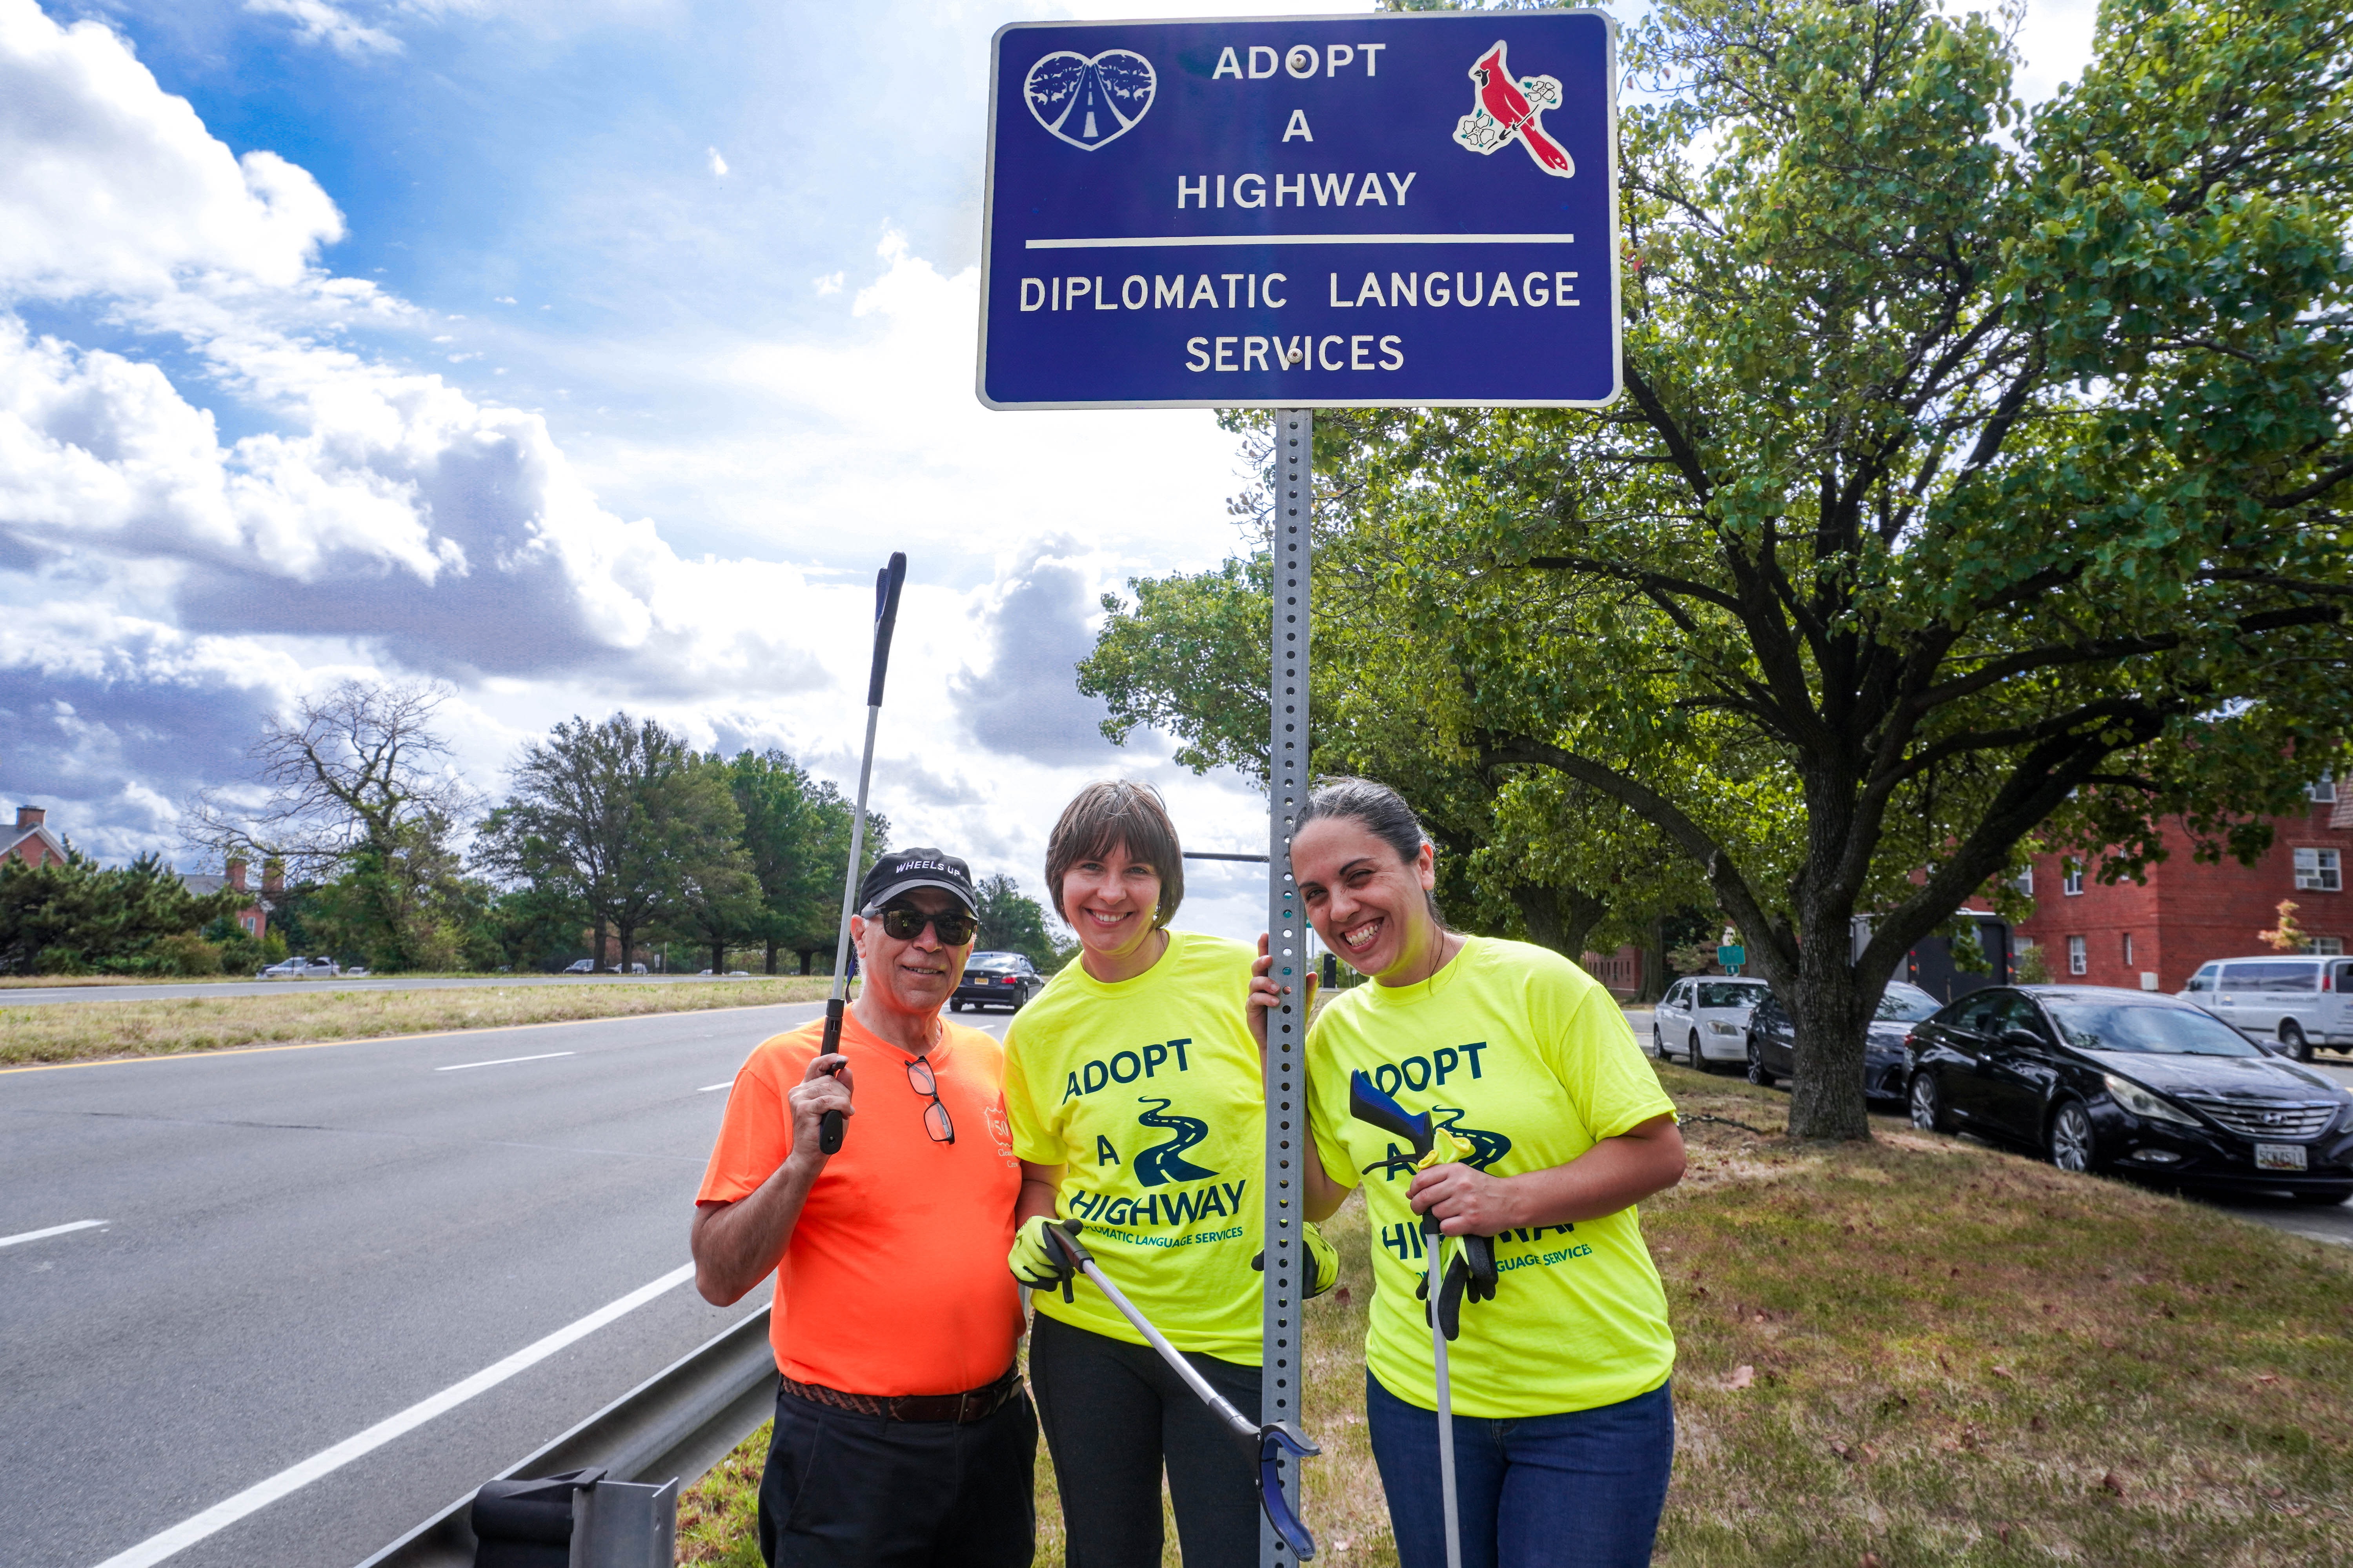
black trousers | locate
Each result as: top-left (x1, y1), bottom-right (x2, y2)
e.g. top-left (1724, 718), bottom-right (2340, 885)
top-left (757, 1381), bottom-right (1036, 1568)
top-left (1028, 1312), bottom-right (1262, 1568)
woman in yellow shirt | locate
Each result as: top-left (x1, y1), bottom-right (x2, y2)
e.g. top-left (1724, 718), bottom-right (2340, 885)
top-left (1254, 776), bottom-right (1687, 1568)
top-left (1003, 780), bottom-right (1274, 1568)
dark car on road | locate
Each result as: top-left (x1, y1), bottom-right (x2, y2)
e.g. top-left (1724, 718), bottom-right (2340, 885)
top-left (1745, 980), bottom-right (1941, 1101)
top-left (952, 951), bottom-right (1043, 1013)
top-left (1904, 984), bottom-right (2353, 1201)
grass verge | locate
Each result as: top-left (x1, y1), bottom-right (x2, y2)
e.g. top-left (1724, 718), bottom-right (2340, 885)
top-left (677, 1061), bottom-right (2353, 1566)
top-left (0, 977), bottom-right (831, 1067)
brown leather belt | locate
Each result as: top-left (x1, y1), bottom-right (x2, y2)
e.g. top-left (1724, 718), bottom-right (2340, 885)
top-left (780, 1364), bottom-right (1022, 1424)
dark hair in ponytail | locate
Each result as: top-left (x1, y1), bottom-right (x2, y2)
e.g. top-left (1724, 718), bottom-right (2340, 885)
top-left (1294, 776), bottom-right (1448, 931)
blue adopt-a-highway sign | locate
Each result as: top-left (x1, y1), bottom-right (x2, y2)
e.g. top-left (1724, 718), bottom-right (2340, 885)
top-left (979, 11), bottom-right (1620, 409)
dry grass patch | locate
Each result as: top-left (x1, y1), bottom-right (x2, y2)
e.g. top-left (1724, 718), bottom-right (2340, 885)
top-left (677, 1061), bottom-right (2353, 1566)
top-left (1653, 1064), bottom-right (2353, 1568)
top-left (0, 978), bottom-right (829, 1067)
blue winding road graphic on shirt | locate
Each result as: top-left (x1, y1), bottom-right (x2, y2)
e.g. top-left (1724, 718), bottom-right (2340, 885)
top-left (1433, 1106), bottom-right (1512, 1170)
top-left (1133, 1097), bottom-right (1218, 1186)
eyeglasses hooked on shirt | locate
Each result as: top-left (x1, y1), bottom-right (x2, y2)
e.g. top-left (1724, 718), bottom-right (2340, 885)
top-left (908, 1056), bottom-right (955, 1144)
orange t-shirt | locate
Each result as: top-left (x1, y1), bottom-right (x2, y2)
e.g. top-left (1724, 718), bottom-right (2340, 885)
top-left (697, 1010), bottom-right (1024, 1395)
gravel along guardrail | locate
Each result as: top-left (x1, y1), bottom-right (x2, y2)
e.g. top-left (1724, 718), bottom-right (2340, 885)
top-left (357, 1307), bottom-right (776, 1568)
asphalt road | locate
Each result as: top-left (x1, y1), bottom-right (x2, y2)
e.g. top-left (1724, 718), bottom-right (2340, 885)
top-left (1, 973), bottom-right (801, 1008)
top-left (0, 1000), bottom-right (1020, 1568)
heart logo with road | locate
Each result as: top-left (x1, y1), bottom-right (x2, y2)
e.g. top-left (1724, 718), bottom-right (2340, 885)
top-left (1025, 49), bottom-right (1155, 151)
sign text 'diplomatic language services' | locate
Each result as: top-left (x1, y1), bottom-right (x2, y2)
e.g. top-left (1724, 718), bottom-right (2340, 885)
top-left (979, 11), bottom-right (1621, 409)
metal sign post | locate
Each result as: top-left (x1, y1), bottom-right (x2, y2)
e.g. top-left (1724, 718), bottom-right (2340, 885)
top-left (978, 15), bottom-right (1620, 1564)
top-left (1261, 408), bottom-right (1310, 1568)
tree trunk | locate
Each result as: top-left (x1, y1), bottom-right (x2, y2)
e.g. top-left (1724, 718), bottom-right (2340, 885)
top-left (616, 920), bottom-right (636, 973)
top-left (798, 948), bottom-right (815, 975)
top-left (1509, 884), bottom-right (1608, 964)
top-left (593, 917), bottom-right (609, 970)
top-left (712, 941), bottom-right (725, 974)
top-left (765, 940), bottom-right (778, 975)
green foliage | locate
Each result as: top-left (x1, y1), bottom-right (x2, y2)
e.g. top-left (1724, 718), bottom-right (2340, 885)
top-left (0, 849), bottom-right (246, 975)
top-left (973, 873), bottom-right (1070, 971)
top-left (722, 749), bottom-right (889, 971)
top-left (478, 714), bottom-right (760, 971)
top-left (1191, 0), bottom-right (2353, 1138)
top-left (1082, 546), bottom-right (1707, 962)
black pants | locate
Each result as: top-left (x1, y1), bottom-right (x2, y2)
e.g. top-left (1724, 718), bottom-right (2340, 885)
top-left (1028, 1312), bottom-right (1262, 1568)
top-left (757, 1382), bottom-right (1036, 1568)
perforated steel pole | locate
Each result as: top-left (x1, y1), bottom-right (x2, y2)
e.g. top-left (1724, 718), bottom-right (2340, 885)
top-left (1262, 409), bottom-right (1310, 1568)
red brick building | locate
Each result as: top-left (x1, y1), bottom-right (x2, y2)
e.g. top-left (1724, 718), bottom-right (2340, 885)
top-left (2012, 782), bottom-right (2351, 994)
top-left (2, 804), bottom-right (67, 869)
top-left (179, 858), bottom-right (277, 944)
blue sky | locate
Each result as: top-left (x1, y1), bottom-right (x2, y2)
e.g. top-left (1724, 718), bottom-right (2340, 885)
top-left (0, 0), bottom-right (2096, 943)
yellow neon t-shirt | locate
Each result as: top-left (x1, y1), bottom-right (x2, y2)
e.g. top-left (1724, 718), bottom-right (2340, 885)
top-left (1307, 937), bottom-right (1677, 1417)
top-left (1004, 929), bottom-right (1265, 1365)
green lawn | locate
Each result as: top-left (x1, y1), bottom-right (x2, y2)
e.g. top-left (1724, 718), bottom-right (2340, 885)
top-left (679, 1062), bottom-right (2353, 1566)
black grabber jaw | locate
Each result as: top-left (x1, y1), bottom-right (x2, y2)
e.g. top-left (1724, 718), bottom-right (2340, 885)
top-left (1258, 1422), bottom-right (1321, 1560)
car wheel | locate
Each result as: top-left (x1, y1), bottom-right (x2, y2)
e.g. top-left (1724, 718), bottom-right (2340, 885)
top-left (2290, 1187), bottom-right (2352, 1206)
top-left (1909, 1072), bottom-right (1948, 1133)
top-left (1651, 1026), bottom-right (1664, 1059)
top-left (1746, 1038), bottom-right (1774, 1087)
top-left (2280, 1020), bottom-right (2312, 1062)
top-left (950, 1000), bottom-right (964, 1013)
top-left (2047, 1100), bottom-right (2096, 1174)
top-left (1687, 1030), bottom-right (1706, 1069)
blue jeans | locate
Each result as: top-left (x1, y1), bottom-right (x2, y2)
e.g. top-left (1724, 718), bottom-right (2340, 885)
top-left (1365, 1372), bottom-right (1673, 1568)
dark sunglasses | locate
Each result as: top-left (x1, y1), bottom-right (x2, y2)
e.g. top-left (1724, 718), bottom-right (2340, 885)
top-left (907, 1056), bottom-right (954, 1144)
top-left (872, 903), bottom-right (979, 946)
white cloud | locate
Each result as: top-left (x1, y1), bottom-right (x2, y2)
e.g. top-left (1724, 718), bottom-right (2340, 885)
top-left (244, 0), bottom-right (404, 58)
top-left (0, 2), bottom-right (347, 298)
top-left (707, 146), bottom-right (729, 177)
top-left (812, 271), bottom-right (844, 295)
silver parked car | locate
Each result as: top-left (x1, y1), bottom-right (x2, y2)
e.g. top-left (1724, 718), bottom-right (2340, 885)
top-left (2179, 955), bottom-right (2353, 1060)
top-left (259, 956), bottom-right (340, 980)
top-left (1652, 975), bottom-right (1771, 1070)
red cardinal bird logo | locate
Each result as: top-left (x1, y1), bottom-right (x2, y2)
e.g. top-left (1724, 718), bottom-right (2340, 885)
top-left (1452, 40), bottom-right (1573, 178)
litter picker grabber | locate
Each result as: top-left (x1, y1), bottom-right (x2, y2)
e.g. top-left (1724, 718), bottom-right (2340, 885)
top-left (816, 551), bottom-right (906, 1157)
top-left (1348, 1071), bottom-right (1498, 1568)
top-left (1043, 1223), bottom-right (1322, 1561)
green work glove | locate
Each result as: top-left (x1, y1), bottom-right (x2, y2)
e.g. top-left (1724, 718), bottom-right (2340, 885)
top-left (1010, 1215), bottom-right (1083, 1292)
top-left (1252, 1221), bottom-right (1341, 1300)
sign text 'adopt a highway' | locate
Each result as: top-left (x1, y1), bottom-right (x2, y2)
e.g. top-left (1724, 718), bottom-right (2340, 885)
top-left (979, 11), bottom-right (1620, 409)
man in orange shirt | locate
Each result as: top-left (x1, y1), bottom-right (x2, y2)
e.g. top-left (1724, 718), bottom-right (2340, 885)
top-left (693, 848), bottom-right (1030, 1567)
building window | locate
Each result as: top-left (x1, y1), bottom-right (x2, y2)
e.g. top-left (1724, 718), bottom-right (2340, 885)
top-left (2122, 933), bottom-right (2134, 966)
top-left (242, 916), bottom-right (256, 933)
top-left (2062, 860), bottom-right (2084, 896)
top-left (2014, 866), bottom-right (2034, 896)
top-left (2295, 847), bottom-right (2343, 893)
top-left (2315, 937), bottom-right (2345, 955)
top-left (2312, 772), bottom-right (2338, 804)
top-left (2067, 935), bottom-right (2088, 975)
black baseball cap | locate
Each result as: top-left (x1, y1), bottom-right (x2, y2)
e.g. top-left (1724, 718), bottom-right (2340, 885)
top-left (859, 848), bottom-right (979, 916)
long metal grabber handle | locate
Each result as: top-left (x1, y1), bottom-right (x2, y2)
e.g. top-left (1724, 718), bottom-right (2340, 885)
top-left (1046, 1226), bottom-right (1321, 1560)
top-left (817, 551), bottom-right (906, 1156)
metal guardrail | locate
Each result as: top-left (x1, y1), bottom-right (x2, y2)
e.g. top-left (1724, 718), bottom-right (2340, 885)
top-left (355, 1306), bottom-right (776, 1568)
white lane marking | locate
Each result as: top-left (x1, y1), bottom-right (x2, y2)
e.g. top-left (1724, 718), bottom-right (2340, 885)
top-left (434, 1051), bottom-right (577, 1073)
top-left (0, 1219), bottom-right (106, 1249)
top-left (87, 1262), bottom-right (697, 1568)
top-left (697, 1082), bottom-right (732, 1093)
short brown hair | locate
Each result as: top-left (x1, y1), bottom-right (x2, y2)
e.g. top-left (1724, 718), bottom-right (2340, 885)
top-left (1045, 780), bottom-right (1184, 930)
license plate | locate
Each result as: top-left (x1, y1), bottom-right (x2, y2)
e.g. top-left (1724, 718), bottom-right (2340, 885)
top-left (2255, 1143), bottom-right (2308, 1171)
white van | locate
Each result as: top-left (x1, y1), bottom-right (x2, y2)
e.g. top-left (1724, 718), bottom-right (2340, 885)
top-left (2178, 955), bottom-right (2353, 1060)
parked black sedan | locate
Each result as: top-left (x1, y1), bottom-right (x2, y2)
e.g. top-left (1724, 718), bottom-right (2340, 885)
top-left (1905, 984), bottom-right (2353, 1201)
top-left (1745, 980), bottom-right (1942, 1101)
top-left (951, 951), bottom-right (1044, 1013)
